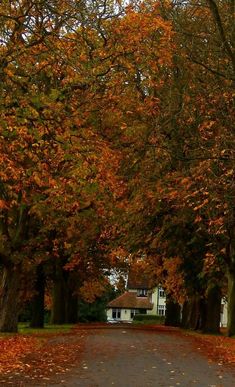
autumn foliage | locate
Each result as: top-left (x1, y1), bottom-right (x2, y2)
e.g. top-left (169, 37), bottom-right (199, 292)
top-left (0, 336), bottom-right (38, 374)
top-left (0, 0), bottom-right (235, 338)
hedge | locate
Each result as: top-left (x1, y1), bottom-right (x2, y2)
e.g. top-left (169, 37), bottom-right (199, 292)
top-left (133, 314), bottom-right (165, 324)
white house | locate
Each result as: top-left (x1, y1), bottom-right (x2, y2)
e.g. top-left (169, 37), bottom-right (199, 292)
top-left (107, 272), bottom-right (228, 326)
top-left (106, 273), bottom-right (166, 322)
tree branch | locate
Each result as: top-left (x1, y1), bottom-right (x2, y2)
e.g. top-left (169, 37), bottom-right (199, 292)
top-left (206, 0), bottom-right (235, 75)
top-left (187, 54), bottom-right (235, 81)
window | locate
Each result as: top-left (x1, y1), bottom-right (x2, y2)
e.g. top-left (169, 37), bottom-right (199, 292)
top-left (131, 309), bottom-right (139, 319)
top-left (137, 289), bottom-right (147, 297)
top-left (158, 287), bottom-right (165, 298)
top-left (157, 305), bottom-right (166, 316)
top-left (112, 308), bottom-right (121, 319)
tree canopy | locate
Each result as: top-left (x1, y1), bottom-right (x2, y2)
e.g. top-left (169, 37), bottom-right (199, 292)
top-left (0, 0), bottom-right (234, 335)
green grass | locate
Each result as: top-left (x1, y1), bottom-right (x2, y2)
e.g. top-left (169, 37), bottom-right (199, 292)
top-left (18, 323), bottom-right (75, 335)
top-left (0, 323), bottom-right (75, 340)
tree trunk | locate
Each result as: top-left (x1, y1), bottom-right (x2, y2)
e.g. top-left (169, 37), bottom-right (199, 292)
top-left (227, 269), bottom-right (235, 336)
top-left (30, 265), bottom-right (45, 328)
top-left (50, 262), bottom-right (66, 325)
top-left (65, 288), bottom-right (78, 324)
top-left (181, 296), bottom-right (204, 330)
top-left (183, 297), bottom-right (199, 330)
top-left (202, 284), bottom-right (221, 334)
top-left (189, 295), bottom-right (206, 331)
top-left (190, 298), bottom-right (198, 330)
top-left (198, 298), bottom-right (207, 331)
top-left (165, 296), bottom-right (181, 327)
top-left (181, 301), bottom-right (190, 329)
top-left (0, 266), bottom-right (20, 332)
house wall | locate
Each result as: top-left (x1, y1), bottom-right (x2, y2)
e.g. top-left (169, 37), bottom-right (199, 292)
top-left (106, 308), bottom-right (132, 322)
top-left (107, 286), bottom-right (167, 321)
top-left (147, 287), bottom-right (166, 316)
top-left (106, 308), bottom-right (112, 320)
top-left (147, 287), bottom-right (158, 315)
top-left (221, 299), bottom-right (228, 327)
top-left (107, 288), bottom-right (228, 326)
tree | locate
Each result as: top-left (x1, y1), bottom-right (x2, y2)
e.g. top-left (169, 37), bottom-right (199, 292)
top-left (0, 0), bottom-right (173, 332)
top-left (112, 0), bottom-right (234, 334)
top-left (0, 0), bottom-right (122, 332)
top-left (165, 0), bottom-right (234, 335)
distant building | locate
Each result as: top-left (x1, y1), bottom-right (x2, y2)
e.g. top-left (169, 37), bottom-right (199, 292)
top-left (107, 272), bottom-right (228, 326)
top-left (106, 271), bottom-right (166, 322)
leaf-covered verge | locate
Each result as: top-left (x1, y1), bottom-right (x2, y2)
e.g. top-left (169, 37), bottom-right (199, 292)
top-left (131, 325), bottom-right (235, 367)
top-left (0, 335), bottom-right (38, 374)
top-left (0, 326), bottom-right (86, 385)
top-left (182, 329), bottom-right (235, 367)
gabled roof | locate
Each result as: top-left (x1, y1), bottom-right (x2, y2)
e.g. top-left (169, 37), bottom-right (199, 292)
top-left (108, 291), bottom-right (153, 310)
top-left (127, 271), bottom-right (152, 290)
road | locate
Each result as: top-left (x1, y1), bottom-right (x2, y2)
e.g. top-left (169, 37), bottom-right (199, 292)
top-left (50, 326), bottom-right (235, 387)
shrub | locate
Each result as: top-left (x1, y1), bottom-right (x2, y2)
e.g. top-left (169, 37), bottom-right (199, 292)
top-left (133, 314), bottom-right (165, 324)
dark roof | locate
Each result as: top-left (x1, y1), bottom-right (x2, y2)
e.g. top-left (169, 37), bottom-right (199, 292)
top-left (127, 271), bottom-right (152, 290)
top-left (108, 291), bottom-right (153, 309)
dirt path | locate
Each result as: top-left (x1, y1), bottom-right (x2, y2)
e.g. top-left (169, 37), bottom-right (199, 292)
top-left (49, 326), bottom-right (235, 387)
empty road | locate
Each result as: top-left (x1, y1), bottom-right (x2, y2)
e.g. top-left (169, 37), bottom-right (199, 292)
top-left (54, 326), bottom-right (235, 387)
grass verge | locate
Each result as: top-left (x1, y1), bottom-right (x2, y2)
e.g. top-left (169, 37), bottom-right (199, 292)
top-left (18, 323), bottom-right (75, 335)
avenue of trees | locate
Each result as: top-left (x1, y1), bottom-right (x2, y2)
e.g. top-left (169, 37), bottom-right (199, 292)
top-left (0, 1), bottom-right (234, 335)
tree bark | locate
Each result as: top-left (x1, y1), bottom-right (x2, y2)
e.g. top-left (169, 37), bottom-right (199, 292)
top-left (202, 284), bottom-right (221, 334)
top-left (50, 262), bottom-right (66, 324)
top-left (30, 265), bottom-right (45, 328)
top-left (0, 266), bottom-right (20, 332)
top-left (165, 296), bottom-right (181, 327)
top-left (227, 269), bottom-right (235, 336)
top-left (181, 301), bottom-right (190, 329)
top-left (65, 287), bottom-right (78, 324)
top-left (185, 296), bottom-right (199, 330)
top-left (181, 296), bottom-right (206, 331)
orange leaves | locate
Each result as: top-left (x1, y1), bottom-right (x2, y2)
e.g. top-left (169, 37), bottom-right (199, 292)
top-left (203, 252), bottom-right (221, 275)
top-left (0, 199), bottom-right (8, 209)
top-left (0, 336), bottom-right (38, 374)
top-left (193, 198), bottom-right (209, 212)
top-left (0, 331), bottom-right (86, 385)
top-left (189, 332), bottom-right (235, 366)
top-left (79, 278), bottom-right (109, 303)
top-left (109, 247), bottom-right (129, 265)
top-left (160, 256), bottom-right (186, 304)
top-left (64, 253), bottom-right (82, 271)
top-left (194, 215), bottom-right (202, 223)
top-left (167, 190), bottom-right (179, 201)
top-left (116, 2), bottom-right (172, 54)
top-left (4, 67), bottom-right (15, 78)
top-left (180, 177), bottom-right (192, 189)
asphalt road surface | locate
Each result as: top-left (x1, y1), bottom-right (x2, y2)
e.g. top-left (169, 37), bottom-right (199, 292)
top-left (50, 326), bottom-right (235, 387)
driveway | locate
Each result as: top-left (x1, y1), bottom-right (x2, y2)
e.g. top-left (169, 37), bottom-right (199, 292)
top-left (50, 326), bottom-right (235, 387)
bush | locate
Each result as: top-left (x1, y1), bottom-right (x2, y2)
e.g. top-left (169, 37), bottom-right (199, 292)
top-left (78, 299), bottom-right (107, 322)
top-left (133, 314), bottom-right (165, 324)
